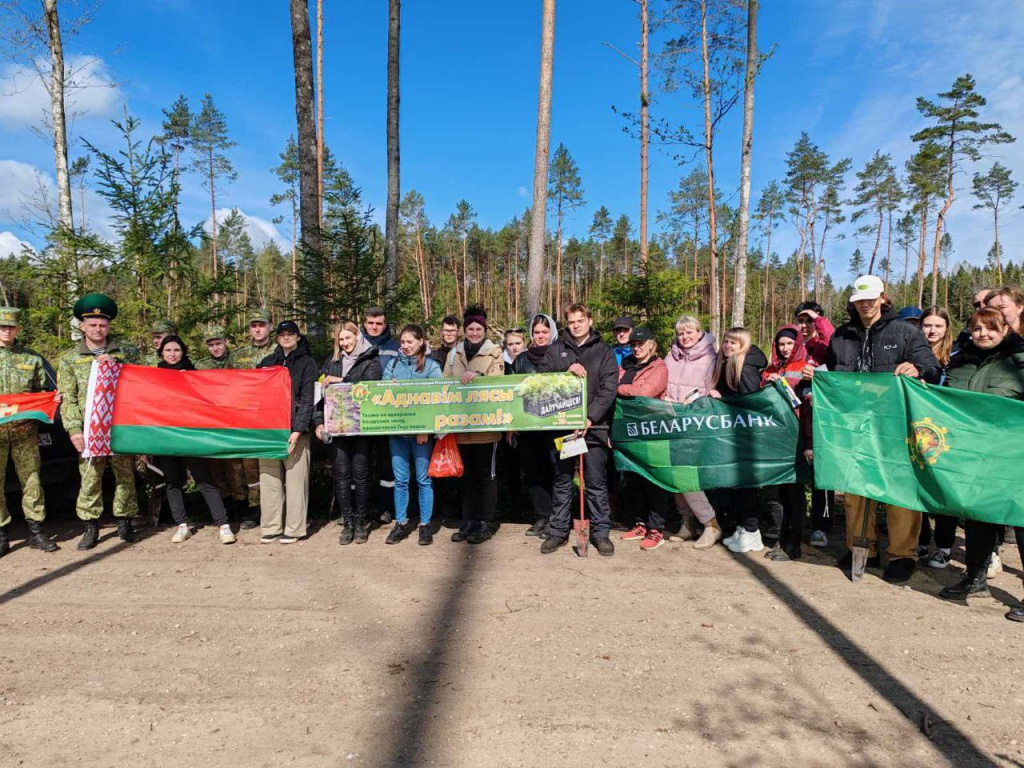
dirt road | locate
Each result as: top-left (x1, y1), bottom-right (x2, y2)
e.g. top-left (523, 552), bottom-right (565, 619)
top-left (1, 517), bottom-right (1021, 767)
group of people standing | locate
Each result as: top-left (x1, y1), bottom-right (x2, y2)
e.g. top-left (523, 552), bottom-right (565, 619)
top-left (0, 279), bottom-right (1021, 624)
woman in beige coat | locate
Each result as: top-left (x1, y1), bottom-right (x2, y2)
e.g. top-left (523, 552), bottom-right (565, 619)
top-left (443, 305), bottom-right (505, 544)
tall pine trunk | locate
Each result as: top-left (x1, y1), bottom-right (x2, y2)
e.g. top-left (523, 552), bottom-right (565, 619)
top-left (290, 0), bottom-right (323, 320)
top-left (916, 199), bottom-right (929, 308)
top-left (525, 0), bottom-right (555, 320)
top-left (385, 0), bottom-right (401, 302)
top-left (730, 0), bottom-right (757, 328)
top-left (43, 0), bottom-right (73, 235)
top-left (698, 0), bottom-right (720, 337)
top-left (316, 0), bottom-right (324, 225)
top-left (639, 0), bottom-right (649, 265)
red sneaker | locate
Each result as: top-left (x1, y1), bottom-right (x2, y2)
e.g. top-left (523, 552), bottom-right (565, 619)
top-left (640, 529), bottom-right (665, 550)
top-left (621, 523), bottom-right (647, 541)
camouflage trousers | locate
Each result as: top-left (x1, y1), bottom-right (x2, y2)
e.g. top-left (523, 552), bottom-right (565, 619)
top-left (76, 454), bottom-right (139, 521)
top-left (210, 460), bottom-right (247, 504)
top-left (234, 459), bottom-right (261, 507)
top-left (0, 433), bottom-right (45, 527)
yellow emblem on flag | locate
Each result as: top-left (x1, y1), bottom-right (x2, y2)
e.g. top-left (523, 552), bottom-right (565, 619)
top-left (907, 417), bottom-right (950, 469)
top-left (0, 403), bottom-right (21, 418)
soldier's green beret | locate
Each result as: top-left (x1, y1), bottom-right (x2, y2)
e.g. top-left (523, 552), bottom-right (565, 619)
top-left (204, 325), bottom-right (228, 341)
top-left (0, 307), bottom-right (22, 326)
top-left (151, 319), bottom-right (178, 335)
top-left (73, 293), bottom-right (118, 321)
top-left (249, 308), bottom-right (272, 324)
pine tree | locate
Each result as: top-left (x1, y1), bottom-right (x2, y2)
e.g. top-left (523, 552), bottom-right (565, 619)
top-left (190, 94), bottom-right (237, 283)
top-left (849, 151), bottom-right (901, 274)
top-left (160, 94), bottom-right (192, 218)
top-left (905, 142), bottom-right (947, 307)
top-left (547, 143), bottom-right (586, 318)
top-left (848, 248), bottom-right (864, 280)
top-left (589, 206), bottom-right (613, 295)
top-left (912, 74), bottom-right (1015, 305)
top-left (972, 162), bottom-right (1017, 282)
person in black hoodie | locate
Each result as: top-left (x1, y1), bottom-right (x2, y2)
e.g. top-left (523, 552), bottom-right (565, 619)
top-left (152, 336), bottom-right (236, 545)
top-left (257, 321), bottom-right (318, 544)
top-left (537, 303), bottom-right (619, 556)
top-left (431, 315), bottom-right (461, 368)
top-left (313, 320), bottom-right (382, 544)
top-left (363, 307), bottom-right (399, 525)
top-left (709, 327), bottom-right (768, 554)
top-left (814, 275), bottom-right (940, 584)
top-left (513, 313), bottom-right (559, 537)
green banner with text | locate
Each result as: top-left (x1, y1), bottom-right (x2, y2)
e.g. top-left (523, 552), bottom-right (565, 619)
top-left (322, 373), bottom-right (587, 436)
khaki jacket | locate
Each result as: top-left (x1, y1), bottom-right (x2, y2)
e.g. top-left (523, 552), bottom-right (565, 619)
top-left (443, 339), bottom-right (504, 445)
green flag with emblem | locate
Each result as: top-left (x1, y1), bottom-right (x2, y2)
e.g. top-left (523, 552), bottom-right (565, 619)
top-left (612, 381), bottom-right (808, 492)
top-left (812, 372), bottom-right (1024, 526)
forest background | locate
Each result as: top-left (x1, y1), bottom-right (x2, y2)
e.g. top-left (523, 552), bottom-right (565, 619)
top-left (0, 0), bottom-right (1021, 360)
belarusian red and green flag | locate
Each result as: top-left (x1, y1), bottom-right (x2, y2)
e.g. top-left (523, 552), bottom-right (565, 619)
top-left (812, 372), bottom-right (1024, 527)
top-left (108, 365), bottom-right (291, 459)
top-left (0, 392), bottom-right (59, 425)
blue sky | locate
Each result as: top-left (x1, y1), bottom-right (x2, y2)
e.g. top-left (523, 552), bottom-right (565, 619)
top-left (1, 0), bottom-right (1021, 285)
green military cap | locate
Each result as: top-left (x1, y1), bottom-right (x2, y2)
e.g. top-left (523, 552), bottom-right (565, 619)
top-left (204, 325), bottom-right (228, 341)
top-left (0, 306), bottom-right (22, 326)
top-left (151, 318), bottom-right (178, 335)
top-left (73, 293), bottom-right (118, 321)
top-left (248, 308), bottom-right (272, 324)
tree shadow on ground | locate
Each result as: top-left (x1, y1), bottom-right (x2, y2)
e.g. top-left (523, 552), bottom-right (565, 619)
top-left (0, 538), bottom-right (132, 608)
top-left (724, 554), bottom-right (999, 767)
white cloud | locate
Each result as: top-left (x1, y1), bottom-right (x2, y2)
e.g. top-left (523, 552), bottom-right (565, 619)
top-left (0, 158), bottom-right (116, 241)
top-left (0, 231), bottom-right (34, 258)
top-left (203, 208), bottom-right (289, 251)
top-left (0, 55), bottom-right (120, 130)
top-left (0, 159), bottom-right (46, 213)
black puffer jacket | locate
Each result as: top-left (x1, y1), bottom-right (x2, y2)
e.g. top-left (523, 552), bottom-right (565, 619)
top-left (537, 329), bottom-right (618, 432)
top-left (312, 347), bottom-right (382, 429)
top-left (826, 306), bottom-right (941, 382)
top-left (715, 344), bottom-right (768, 397)
top-left (258, 336), bottom-right (319, 434)
top-left (511, 345), bottom-right (548, 375)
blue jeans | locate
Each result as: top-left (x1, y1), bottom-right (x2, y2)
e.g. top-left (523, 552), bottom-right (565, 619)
top-left (389, 436), bottom-right (434, 525)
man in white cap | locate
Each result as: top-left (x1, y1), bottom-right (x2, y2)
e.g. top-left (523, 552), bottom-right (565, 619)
top-left (809, 275), bottom-right (940, 584)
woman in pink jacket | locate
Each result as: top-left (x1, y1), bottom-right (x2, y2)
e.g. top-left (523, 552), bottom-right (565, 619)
top-left (661, 315), bottom-right (722, 549)
top-left (616, 326), bottom-right (670, 550)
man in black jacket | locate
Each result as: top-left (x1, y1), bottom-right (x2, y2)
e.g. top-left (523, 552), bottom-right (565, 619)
top-left (537, 303), bottom-right (619, 556)
top-left (822, 275), bottom-right (941, 584)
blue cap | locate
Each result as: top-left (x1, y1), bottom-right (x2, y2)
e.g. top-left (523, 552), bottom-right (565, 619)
top-left (897, 306), bottom-right (923, 320)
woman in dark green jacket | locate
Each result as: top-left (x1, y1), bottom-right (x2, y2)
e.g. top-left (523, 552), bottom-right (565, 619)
top-left (939, 308), bottom-right (1024, 623)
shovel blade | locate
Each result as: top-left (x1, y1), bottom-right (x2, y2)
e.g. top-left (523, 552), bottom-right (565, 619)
top-left (851, 544), bottom-right (869, 583)
top-left (574, 519), bottom-right (589, 557)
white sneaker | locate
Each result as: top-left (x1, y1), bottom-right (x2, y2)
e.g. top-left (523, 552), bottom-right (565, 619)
top-left (987, 553), bottom-right (1003, 578)
top-left (727, 528), bottom-right (764, 553)
top-left (927, 548), bottom-right (952, 569)
top-left (171, 523), bottom-right (192, 543)
top-left (722, 528), bottom-right (743, 547)
top-left (809, 530), bottom-right (828, 547)
top-left (219, 524), bottom-right (236, 545)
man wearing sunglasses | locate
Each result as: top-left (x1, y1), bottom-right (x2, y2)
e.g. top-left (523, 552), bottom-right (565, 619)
top-left (955, 286), bottom-right (996, 352)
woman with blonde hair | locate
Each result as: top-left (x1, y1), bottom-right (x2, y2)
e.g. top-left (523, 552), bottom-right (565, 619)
top-left (661, 315), bottom-right (722, 548)
top-left (921, 306), bottom-right (954, 370)
top-left (313, 320), bottom-right (382, 544)
top-left (711, 327), bottom-right (768, 553)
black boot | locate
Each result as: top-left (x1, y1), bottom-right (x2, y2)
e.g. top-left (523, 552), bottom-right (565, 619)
top-left (116, 518), bottom-right (137, 543)
top-left (386, 523), bottom-right (410, 545)
top-left (239, 501), bottom-right (259, 530)
top-left (0, 526), bottom-right (9, 557)
top-left (525, 518), bottom-right (547, 537)
top-left (77, 521), bottom-right (100, 550)
top-left (1007, 605), bottom-right (1024, 623)
top-left (354, 521), bottom-right (370, 544)
top-left (27, 521), bottom-right (58, 552)
top-left (339, 520), bottom-right (355, 545)
top-left (939, 571), bottom-right (989, 601)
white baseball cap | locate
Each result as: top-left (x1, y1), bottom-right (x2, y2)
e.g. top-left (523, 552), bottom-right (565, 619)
top-left (850, 274), bottom-right (885, 302)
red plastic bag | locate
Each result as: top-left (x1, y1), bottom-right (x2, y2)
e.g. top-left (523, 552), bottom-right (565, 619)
top-left (428, 434), bottom-right (464, 478)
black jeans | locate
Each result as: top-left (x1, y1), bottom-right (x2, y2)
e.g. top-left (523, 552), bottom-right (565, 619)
top-left (919, 513), bottom-right (958, 550)
top-left (548, 435), bottom-right (612, 539)
top-left (994, 525), bottom-right (1024, 557)
top-left (156, 456), bottom-right (229, 527)
top-left (623, 472), bottom-right (667, 531)
top-left (518, 432), bottom-right (554, 525)
top-left (718, 487), bottom-right (759, 534)
top-left (332, 436), bottom-right (371, 526)
top-left (763, 483), bottom-right (806, 557)
top-left (459, 442), bottom-right (498, 525)
top-left (373, 437), bottom-right (395, 517)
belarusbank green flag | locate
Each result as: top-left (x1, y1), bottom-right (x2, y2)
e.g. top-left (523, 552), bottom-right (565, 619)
top-left (612, 381), bottom-right (808, 492)
top-left (812, 372), bottom-right (1024, 526)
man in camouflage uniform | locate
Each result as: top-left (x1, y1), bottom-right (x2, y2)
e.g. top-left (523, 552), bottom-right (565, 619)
top-left (0, 307), bottom-right (58, 556)
top-left (140, 319), bottom-right (178, 367)
top-left (57, 293), bottom-right (141, 550)
top-left (197, 326), bottom-right (247, 515)
top-left (227, 309), bottom-right (276, 529)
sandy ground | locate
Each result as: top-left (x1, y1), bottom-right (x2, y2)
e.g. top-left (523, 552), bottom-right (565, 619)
top-left (1, 512), bottom-right (1023, 768)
